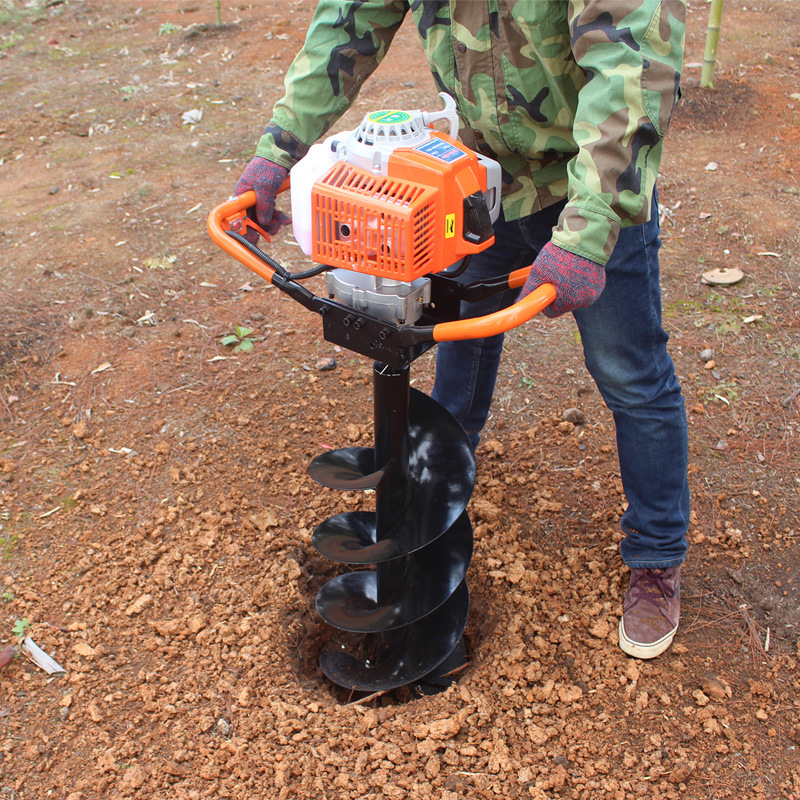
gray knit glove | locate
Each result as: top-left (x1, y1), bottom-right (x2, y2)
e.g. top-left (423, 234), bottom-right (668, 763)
top-left (520, 242), bottom-right (605, 318)
top-left (234, 156), bottom-right (290, 241)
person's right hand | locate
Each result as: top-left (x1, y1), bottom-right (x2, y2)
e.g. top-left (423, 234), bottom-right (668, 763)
top-left (234, 156), bottom-right (290, 242)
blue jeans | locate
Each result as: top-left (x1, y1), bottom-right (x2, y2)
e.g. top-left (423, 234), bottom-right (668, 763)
top-left (432, 195), bottom-right (690, 568)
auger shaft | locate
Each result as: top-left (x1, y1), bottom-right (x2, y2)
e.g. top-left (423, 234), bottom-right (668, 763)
top-left (373, 362), bottom-right (411, 609)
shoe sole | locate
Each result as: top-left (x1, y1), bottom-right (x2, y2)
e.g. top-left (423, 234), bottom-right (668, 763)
top-left (618, 619), bottom-right (678, 659)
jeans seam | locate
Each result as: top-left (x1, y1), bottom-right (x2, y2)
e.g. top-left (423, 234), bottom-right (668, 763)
top-left (461, 336), bottom-right (486, 433)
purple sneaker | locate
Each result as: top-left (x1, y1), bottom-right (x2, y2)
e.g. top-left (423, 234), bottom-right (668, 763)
top-left (618, 566), bottom-right (681, 659)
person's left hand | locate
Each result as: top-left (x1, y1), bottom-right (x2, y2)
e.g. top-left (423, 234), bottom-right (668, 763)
top-left (519, 241), bottom-right (605, 318)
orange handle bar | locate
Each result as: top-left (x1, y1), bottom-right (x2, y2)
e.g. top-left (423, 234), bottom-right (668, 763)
top-left (432, 281), bottom-right (555, 341)
top-left (207, 190), bottom-right (279, 284)
top-left (207, 191), bottom-right (556, 342)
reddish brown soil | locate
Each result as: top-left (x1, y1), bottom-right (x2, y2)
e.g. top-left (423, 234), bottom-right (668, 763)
top-left (0, 1), bottom-right (799, 799)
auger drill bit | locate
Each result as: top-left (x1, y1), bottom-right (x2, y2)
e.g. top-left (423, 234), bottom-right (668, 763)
top-left (309, 362), bottom-right (475, 692)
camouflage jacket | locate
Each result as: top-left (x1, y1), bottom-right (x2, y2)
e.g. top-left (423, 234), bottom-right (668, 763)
top-left (255, 0), bottom-right (685, 265)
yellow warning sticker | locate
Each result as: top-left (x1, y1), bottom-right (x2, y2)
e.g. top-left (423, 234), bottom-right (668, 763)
top-left (445, 213), bottom-right (456, 239)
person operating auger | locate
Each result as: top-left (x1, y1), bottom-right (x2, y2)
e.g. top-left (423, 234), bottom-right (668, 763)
top-left (233, 0), bottom-right (690, 661)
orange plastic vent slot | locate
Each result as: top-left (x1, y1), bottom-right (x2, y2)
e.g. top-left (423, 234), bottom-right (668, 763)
top-left (311, 162), bottom-right (438, 281)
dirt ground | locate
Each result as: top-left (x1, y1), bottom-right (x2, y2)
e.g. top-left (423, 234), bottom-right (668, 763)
top-left (1, 1), bottom-right (799, 798)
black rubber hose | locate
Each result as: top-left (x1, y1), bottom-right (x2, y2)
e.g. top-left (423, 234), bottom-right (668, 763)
top-left (225, 230), bottom-right (331, 281)
top-left (438, 255), bottom-right (471, 280)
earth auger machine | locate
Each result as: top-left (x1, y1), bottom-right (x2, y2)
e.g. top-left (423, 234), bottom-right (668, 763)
top-left (208, 94), bottom-right (555, 694)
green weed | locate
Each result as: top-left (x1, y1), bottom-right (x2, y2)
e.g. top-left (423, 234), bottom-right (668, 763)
top-left (220, 326), bottom-right (255, 354)
top-left (1, 531), bottom-right (20, 560)
top-left (703, 382), bottom-right (740, 405)
top-left (715, 318), bottom-right (742, 336)
top-left (158, 22), bottom-right (181, 36)
top-left (0, 0), bottom-right (56, 49)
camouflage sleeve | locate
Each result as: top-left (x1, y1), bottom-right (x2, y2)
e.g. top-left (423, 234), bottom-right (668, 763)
top-left (551, 0), bottom-right (685, 265)
top-left (254, 0), bottom-right (408, 168)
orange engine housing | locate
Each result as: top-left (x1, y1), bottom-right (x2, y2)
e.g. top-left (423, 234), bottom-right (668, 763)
top-left (308, 131), bottom-right (494, 281)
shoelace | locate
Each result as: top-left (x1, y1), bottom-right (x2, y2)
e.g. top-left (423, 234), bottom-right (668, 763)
top-left (627, 569), bottom-right (676, 612)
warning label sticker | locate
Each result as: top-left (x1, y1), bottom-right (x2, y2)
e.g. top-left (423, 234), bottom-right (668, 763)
top-left (414, 137), bottom-right (466, 163)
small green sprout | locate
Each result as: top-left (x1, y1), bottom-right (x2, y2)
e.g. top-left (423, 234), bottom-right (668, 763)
top-left (220, 326), bottom-right (255, 354)
top-left (158, 22), bottom-right (181, 36)
top-left (12, 618), bottom-right (31, 639)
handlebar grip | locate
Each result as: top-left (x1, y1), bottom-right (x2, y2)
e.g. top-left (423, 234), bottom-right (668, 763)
top-left (431, 282), bottom-right (556, 342)
top-left (207, 190), bottom-right (279, 285)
